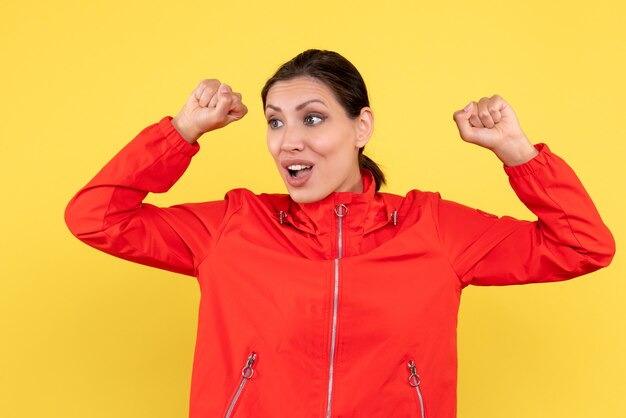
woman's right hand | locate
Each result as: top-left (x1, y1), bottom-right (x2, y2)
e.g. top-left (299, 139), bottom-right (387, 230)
top-left (172, 79), bottom-right (248, 144)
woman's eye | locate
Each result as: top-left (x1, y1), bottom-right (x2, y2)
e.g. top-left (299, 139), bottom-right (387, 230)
top-left (304, 115), bottom-right (324, 125)
top-left (268, 118), bottom-right (283, 128)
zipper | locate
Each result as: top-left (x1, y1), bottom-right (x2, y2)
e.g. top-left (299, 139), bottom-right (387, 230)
top-left (407, 360), bottom-right (425, 418)
top-left (325, 203), bottom-right (347, 418)
top-left (224, 352), bottom-right (257, 418)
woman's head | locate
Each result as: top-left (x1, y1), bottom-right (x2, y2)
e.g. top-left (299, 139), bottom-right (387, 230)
top-left (262, 49), bottom-right (386, 203)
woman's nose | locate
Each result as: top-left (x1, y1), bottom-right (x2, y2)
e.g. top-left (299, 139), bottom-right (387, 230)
top-left (280, 125), bottom-right (305, 152)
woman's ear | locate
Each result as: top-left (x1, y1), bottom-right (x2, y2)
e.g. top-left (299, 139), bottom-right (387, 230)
top-left (354, 107), bottom-right (374, 148)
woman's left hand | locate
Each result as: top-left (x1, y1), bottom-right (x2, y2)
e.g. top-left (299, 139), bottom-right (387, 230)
top-left (452, 95), bottom-right (539, 166)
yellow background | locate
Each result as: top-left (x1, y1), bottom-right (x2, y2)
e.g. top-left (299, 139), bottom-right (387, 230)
top-left (1, 0), bottom-right (624, 417)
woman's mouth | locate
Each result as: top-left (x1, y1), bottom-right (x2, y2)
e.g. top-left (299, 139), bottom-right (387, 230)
top-left (287, 164), bottom-right (312, 178)
top-left (283, 162), bottom-right (314, 187)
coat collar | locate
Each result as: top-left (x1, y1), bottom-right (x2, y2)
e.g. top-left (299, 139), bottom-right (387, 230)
top-left (272, 169), bottom-right (397, 235)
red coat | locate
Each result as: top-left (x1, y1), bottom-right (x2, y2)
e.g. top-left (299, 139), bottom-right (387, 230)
top-left (65, 117), bottom-right (615, 418)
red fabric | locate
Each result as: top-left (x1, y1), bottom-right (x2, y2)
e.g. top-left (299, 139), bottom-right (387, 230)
top-left (65, 117), bottom-right (615, 418)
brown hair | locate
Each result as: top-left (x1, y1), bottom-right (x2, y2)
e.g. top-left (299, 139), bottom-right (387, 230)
top-left (261, 49), bottom-right (386, 191)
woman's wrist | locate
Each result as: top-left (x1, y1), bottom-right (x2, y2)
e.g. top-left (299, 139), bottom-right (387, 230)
top-left (493, 136), bottom-right (539, 167)
top-left (171, 116), bottom-right (200, 144)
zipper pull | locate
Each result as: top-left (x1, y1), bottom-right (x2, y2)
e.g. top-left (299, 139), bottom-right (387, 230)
top-left (407, 360), bottom-right (421, 387)
top-left (392, 210), bottom-right (398, 226)
top-left (241, 352), bottom-right (257, 379)
top-left (334, 204), bottom-right (348, 217)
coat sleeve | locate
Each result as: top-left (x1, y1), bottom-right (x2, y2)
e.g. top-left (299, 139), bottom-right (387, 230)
top-left (64, 116), bottom-right (230, 277)
top-left (433, 143), bottom-right (616, 287)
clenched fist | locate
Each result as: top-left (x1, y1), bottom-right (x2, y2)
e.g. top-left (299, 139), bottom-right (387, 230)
top-left (452, 95), bottom-right (538, 166)
top-left (172, 79), bottom-right (248, 144)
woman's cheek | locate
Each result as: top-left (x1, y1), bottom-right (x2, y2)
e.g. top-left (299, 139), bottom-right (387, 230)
top-left (266, 135), bottom-right (280, 157)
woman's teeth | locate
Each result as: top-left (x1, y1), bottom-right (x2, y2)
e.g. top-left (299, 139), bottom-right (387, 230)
top-left (287, 164), bottom-right (312, 178)
top-left (288, 164), bottom-right (311, 171)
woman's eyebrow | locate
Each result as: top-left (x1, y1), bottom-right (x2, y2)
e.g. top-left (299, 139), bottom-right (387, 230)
top-left (265, 99), bottom-right (328, 112)
top-left (295, 99), bottom-right (328, 110)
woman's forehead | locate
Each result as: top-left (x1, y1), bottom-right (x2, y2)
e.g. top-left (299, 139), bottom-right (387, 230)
top-left (265, 77), bottom-right (337, 109)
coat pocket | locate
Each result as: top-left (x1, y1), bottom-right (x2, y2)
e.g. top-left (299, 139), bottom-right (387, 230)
top-left (407, 359), bottom-right (426, 418)
top-left (224, 352), bottom-right (257, 418)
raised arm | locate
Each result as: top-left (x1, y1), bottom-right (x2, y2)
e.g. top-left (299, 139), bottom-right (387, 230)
top-left (436, 96), bottom-right (615, 286)
top-left (64, 80), bottom-right (248, 277)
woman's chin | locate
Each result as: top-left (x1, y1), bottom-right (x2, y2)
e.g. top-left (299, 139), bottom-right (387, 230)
top-left (282, 170), bottom-right (324, 203)
top-left (288, 189), bottom-right (320, 204)
top-left (286, 186), bottom-right (330, 204)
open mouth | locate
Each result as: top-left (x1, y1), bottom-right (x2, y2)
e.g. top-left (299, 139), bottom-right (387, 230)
top-left (287, 164), bottom-right (313, 179)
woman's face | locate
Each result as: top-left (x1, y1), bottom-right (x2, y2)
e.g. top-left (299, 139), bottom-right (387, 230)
top-left (265, 76), bottom-right (373, 203)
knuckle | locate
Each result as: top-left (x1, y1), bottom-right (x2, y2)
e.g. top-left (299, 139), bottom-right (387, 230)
top-left (452, 112), bottom-right (465, 123)
top-left (201, 79), bottom-right (220, 89)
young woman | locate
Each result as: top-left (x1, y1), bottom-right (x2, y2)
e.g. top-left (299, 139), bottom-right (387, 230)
top-left (65, 49), bottom-right (615, 418)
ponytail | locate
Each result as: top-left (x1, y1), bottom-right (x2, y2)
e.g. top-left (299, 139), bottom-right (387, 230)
top-left (358, 149), bottom-right (386, 192)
